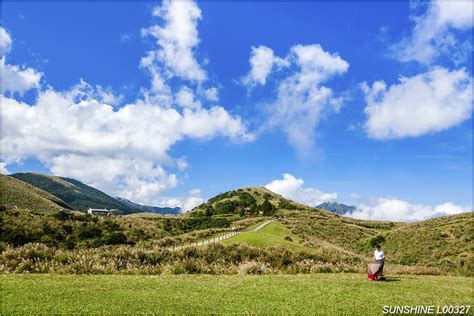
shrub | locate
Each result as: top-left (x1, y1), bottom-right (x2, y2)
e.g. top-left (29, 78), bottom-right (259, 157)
top-left (369, 235), bottom-right (385, 248)
top-left (77, 225), bottom-right (103, 240)
top-left (103, 232), bottom-right (128, 245)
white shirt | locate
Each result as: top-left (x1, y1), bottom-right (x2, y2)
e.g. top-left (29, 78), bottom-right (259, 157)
top-left (374, 249), bottom-right (385, 260)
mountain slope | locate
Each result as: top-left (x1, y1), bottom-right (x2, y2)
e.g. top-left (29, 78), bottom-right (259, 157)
top-left (316, 202), bottom-right (356, 214)
top-left (11, 173), bottom-right (130, 213)
top-left (115, 197), bottom-right (180, 214)
top-left (193, 186), bottom-right (472, 274)
top-left (0, 174), bottom-right (73, 212)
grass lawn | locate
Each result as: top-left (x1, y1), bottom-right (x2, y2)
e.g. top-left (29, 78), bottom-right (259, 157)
top-left (2, 274), bottom-right (472, 315)
top-left (221, 221), bottom-right (313, 253)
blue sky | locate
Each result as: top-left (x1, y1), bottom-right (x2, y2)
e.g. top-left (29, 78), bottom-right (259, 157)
top-left (1, 1), bottom-right (472, 220)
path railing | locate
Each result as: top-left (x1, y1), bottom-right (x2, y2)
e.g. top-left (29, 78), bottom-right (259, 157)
top-left (169, 219), bottom-right (274, 251)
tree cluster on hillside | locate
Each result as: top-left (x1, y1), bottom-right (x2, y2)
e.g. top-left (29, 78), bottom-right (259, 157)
top-left (0, 208), bottom-right (232, 250)
top-left (192, 190), bottom-right (276, 217)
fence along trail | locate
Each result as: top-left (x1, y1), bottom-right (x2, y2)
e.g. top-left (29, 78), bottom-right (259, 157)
top-left (170, 219), bottom-right (275, 251)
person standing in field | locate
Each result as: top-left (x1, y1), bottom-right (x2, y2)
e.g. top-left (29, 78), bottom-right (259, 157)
top-left (374, 244), bottom-right (385, 276)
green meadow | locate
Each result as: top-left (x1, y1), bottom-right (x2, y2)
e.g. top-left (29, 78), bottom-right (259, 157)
top-left (2, 274), bottom-right (472, 315)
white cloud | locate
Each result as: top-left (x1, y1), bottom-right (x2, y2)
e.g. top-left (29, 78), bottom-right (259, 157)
top-left (1, 82), bottom-right (252, 204)
top-left (50, 154), bottom-right (178, 205)
top-left (0, 28), bottom-right (42, 95)
top-left (1, 1), bottom-right (254, 205)
top-left (1, 58), bottom-right (42, 95)
top-left (181, 188), bottom-right (205, 212)
top-left (265, 173), bottom-right (337, 206)
top-left (362, 67), bottom-right (473, 139)
top-left (258, 44), bottom-right (349, 153)
top-left (241, 45), bottom-right (288, 87)
top-left (348, 197), bottom-right (471, 222)
top-left (204, 87), bottom-right (218, 101)
top-left (176, 156), bottom-right (188, 171)
top-left (0, 162), bottom-right (10, 175)
top-left (157, 188), bottom-right (205, 212)
top-left (393, 0), bottom-right (473, 64)
top-left (142, 0), bottom-right (206, 82)
top-left (175, 85), bottom-right (201, 109)
top-left (1, 27), bottom-right (12, 56)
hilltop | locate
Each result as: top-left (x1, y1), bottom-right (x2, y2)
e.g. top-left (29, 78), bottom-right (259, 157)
top-left (12, 173), bottom-right (131, 213)
top-left (189, 186), bottom-right (303, 217)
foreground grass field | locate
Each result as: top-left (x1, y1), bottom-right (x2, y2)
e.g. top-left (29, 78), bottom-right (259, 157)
top-left (2, 274), bottom-right (472, 315)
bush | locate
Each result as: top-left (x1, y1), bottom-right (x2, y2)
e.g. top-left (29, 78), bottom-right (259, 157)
top-left (103, 232), bottom-right (128, 245)
top-left (369, 235), bottom-right (385, 248)
top-left (77, 225), bottom-right (103, 240)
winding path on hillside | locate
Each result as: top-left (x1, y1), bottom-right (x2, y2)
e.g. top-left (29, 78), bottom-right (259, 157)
top-left (169, 219), bottom-right (275, 251)
top-left (250, 219), bottom-right (275, 232)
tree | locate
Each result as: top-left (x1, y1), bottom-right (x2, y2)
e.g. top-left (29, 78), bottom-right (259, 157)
top-left (259, 199), bottom-right (275, 216)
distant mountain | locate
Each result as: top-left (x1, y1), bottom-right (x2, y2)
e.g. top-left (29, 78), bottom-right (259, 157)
top-left (316, 202), bottom-right (356, 215)
top-left (12, 173), bottom-right (131, 213)
top-left (115, 197), bottom-right (181, 214)
top-left (0, 174), bottom-right (74, 212)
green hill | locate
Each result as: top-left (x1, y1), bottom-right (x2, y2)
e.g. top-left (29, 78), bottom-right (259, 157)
top-left (1, 180), bottom-right (471, 275)
top-left (11, 173), bottom-right (130, 213)
top-left (194, 187), bottom-right (473, 275)
top-left (0, 174), bottom-right (73, 212)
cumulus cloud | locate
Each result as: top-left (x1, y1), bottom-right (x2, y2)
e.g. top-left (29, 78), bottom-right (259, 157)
top-left (1, 59), bottom-right (42, 95)
top-left (1, 81), bottom-right (252, 203)
top-left (1, 27), bottom-right (12, 56)
top-left (393, 0), bottom-right (473, 64)
top-left (265, 44), bottom-right (349, 153)
top-left (242, 43), bottom-right (348, 154)
top-left (1, 28), bottom-right (42, 95)
top-left (265, 173), bottom-right (337, 206)
top-left (141, 0), bottom-right (206, 82)
top-left (241, 45), bottom-right (288, 87)
top-left (1, 3), bottom-right (254, 205)
top-left (0, 162), bottom-right (10, 175)
top-left (157, 188), bottom-right (205, 212)
top-left (348, 197), bottom-right (471, 221)
top-left (204, 87), bottom-right (218, 101)
top-left (362, 67), bottom-right (473, 139)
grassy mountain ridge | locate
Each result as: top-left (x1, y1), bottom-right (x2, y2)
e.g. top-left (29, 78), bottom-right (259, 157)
top-left (316, 202), bottom-right (356, 214)
top-left (115, 197), bottom-right (181, 214)
top-left (0, 175), bottom-right (74, 212)
top-left (1, 179), bottom-right (472, 275)
top-left (12, 173), bottom-right (131, 213)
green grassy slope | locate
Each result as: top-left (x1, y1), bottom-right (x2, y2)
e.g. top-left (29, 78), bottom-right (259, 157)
top-left (12, 173), bottom-right (130, 213)
top-left (281, 209), bottom-right (473, 275)
top-left (382, 213), bottom-right (473, 274)
top-left (222, 221), bottom-right (313, 253)
top-left (0, 175), bottom-right (73, 212)
top-left (2, 274), bottom-right (472, 315)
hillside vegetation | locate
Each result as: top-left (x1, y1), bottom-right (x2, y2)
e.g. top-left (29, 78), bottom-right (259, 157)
top-left (12, 173), bottom-right (130, 213)
top-left (0, 175), bottom-right (73, 212)
top-left (1, 180), bottom-right (472, 276)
